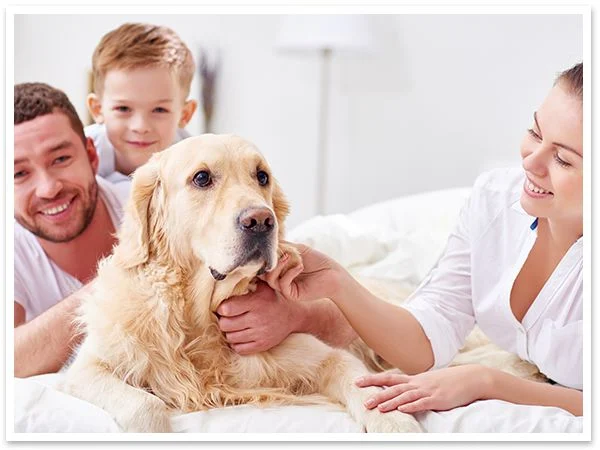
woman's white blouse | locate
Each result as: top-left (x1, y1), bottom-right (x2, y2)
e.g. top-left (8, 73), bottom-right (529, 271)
top-left (402, 168), bottom-right (583, 390)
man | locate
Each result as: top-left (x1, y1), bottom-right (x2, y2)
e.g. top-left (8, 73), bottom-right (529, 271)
top-left (13, 84), bottom-right (353, 378)
top-left (13, 83), bottom-right (130, 377)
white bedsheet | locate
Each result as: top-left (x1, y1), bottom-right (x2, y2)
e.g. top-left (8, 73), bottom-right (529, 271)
top-left (12, 187), bottom-right (584, 434)
top-left (14, 373), bottom-right (581, 433)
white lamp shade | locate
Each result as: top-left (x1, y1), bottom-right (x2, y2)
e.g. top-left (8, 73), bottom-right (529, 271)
top-left (275, 15), bottom-right (373, 53)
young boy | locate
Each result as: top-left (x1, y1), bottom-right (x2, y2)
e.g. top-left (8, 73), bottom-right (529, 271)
top-left (85, 23), bottom-right (198, 184)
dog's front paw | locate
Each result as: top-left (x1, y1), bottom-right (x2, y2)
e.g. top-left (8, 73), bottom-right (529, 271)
top-left (276, 242), bottom-right (302, 274)
top-left (364, 410), bottom-right (422, 433)
top-left (115, 396), bottom-right (172, 433)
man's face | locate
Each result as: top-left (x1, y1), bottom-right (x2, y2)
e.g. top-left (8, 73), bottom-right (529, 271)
top-left (14, 112), bottom-right (99, 243)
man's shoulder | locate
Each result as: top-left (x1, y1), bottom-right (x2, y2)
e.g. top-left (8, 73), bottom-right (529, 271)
top-left (14, 221), bottom-right (38, 249)
top-left (97, 175), bottom-right (130, 206)
top-left (14, 222), bottom-right (45, 272)
top-left (96, 176), bottom-right (130, 227)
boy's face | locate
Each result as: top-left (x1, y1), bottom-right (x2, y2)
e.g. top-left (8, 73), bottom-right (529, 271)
top-left (89, 67), bottom-right (196, 175)
top-left (14, 112), bottom-right (99, 243)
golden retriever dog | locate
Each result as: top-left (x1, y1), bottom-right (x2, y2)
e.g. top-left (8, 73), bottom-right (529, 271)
top-left (61, 134), bottom-right (421, 433)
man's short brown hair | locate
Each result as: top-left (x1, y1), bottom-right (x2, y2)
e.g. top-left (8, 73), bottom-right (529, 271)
top-left (14, 82), bottom-right (86, 145)
top-left (92, 23), bottom-right (195, 98)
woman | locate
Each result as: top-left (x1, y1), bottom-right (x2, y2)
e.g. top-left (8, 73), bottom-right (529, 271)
top-left (262, 62), bottom-right (583, 417)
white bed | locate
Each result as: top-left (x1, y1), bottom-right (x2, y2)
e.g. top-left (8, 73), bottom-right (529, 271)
top-left (12, 187), bottom-right (583, 434)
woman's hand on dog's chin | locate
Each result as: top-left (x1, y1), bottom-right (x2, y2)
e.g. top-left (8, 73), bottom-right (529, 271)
top-left (259, 241), bottom-right (349, 305)
top-left (216, 281), bottom-right (305, 355)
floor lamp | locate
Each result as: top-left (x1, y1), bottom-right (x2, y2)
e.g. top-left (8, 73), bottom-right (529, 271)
top-left (275, 15), bottom-right (372, 215)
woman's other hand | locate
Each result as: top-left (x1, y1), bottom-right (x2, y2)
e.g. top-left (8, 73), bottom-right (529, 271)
top-left (356, 365), bottom-right (492, 413)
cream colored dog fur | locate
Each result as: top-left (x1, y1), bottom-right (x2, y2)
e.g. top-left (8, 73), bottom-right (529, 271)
top-left (61, 134), bottom-right (422, 433)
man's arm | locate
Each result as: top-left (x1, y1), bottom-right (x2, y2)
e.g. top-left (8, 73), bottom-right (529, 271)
top-left (14, 288), bottom-right (86, 378)
top-left (294, 297), bottom-right (358, 348)
top-left (217, 281), bottom-right (358, 354)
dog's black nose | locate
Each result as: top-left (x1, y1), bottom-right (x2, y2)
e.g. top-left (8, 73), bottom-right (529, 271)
top-left (238, 208), bottom-right (275, 234)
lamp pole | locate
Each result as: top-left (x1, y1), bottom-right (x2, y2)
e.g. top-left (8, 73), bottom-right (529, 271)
top-left (316, 48), bottom-right (331, 216)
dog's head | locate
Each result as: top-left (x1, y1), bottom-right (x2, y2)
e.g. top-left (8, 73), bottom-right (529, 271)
top-left (114, 134), bottom-right (289, 282)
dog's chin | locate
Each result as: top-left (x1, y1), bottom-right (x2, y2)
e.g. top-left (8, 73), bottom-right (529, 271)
top-left (209, 267), bottom-right (227, 281)
top-left (208, 248), bottom-right (276, 282)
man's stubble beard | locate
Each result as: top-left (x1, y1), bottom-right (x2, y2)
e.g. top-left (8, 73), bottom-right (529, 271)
top-left (16, 179), bottom-right (99, 244)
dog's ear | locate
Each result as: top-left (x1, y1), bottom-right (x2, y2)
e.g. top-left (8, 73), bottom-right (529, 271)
top-left (114, 154), bottom-right (162, 269)
top-left (271, 177), bottom-right (290, 239)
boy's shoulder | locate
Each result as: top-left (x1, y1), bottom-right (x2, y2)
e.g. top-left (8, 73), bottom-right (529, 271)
top-left (178, 128), bottom-right (191, 140)
top-left (84, 122), bottom-right (112, 155)
top-left (84, 123), bottom-right (115, 179)
top-left (84, 122), bottom-right (104, 139)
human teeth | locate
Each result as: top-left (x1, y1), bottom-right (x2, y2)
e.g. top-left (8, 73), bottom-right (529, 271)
top-left (528, 182), bottom-right (548, 194)
top-left (42, 201), bottom-right (70, 215)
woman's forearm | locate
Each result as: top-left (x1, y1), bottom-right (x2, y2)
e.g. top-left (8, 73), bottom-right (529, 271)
top-left (328, 272), bottom-right (435, 374)
top-left (483, 367), bottom-right (583, 416)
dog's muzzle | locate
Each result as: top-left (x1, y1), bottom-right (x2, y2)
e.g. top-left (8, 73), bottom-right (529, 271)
top-left (237, 207), bottom-right (275, 235)
top-left (208, 207), bottom-right (277, 282)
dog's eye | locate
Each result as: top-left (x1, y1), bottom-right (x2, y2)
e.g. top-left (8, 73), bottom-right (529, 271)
top-left (192, 170), bottom-right (212, 188)
top-left (257, 170), bottom-right (269, 186)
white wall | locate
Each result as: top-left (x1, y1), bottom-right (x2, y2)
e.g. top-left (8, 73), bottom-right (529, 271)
top-left (13, 14), bottom-right (582, 228)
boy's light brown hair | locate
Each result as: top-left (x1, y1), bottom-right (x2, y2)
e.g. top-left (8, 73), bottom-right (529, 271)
top-left (92, 23), bottom-right (195, 98)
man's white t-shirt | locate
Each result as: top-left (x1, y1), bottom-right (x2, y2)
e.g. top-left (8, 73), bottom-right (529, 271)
top-left (14, 176), bottom-right (130, 322)
top-left (402, 167), bottom-right (583, 390)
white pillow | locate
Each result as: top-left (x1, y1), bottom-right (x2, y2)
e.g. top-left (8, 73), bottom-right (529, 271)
top-left (288, 187), bottom-right (471, 284)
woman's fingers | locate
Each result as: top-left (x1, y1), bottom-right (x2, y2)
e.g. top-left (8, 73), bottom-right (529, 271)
top-left (378, 389), bottom-right (426, 412)
top-left (356, 372), bottom-right (409, 387)
top-left (363, 383), bottom-right (416, 410)
top-left (397, 396), bottom-right (435, 413)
